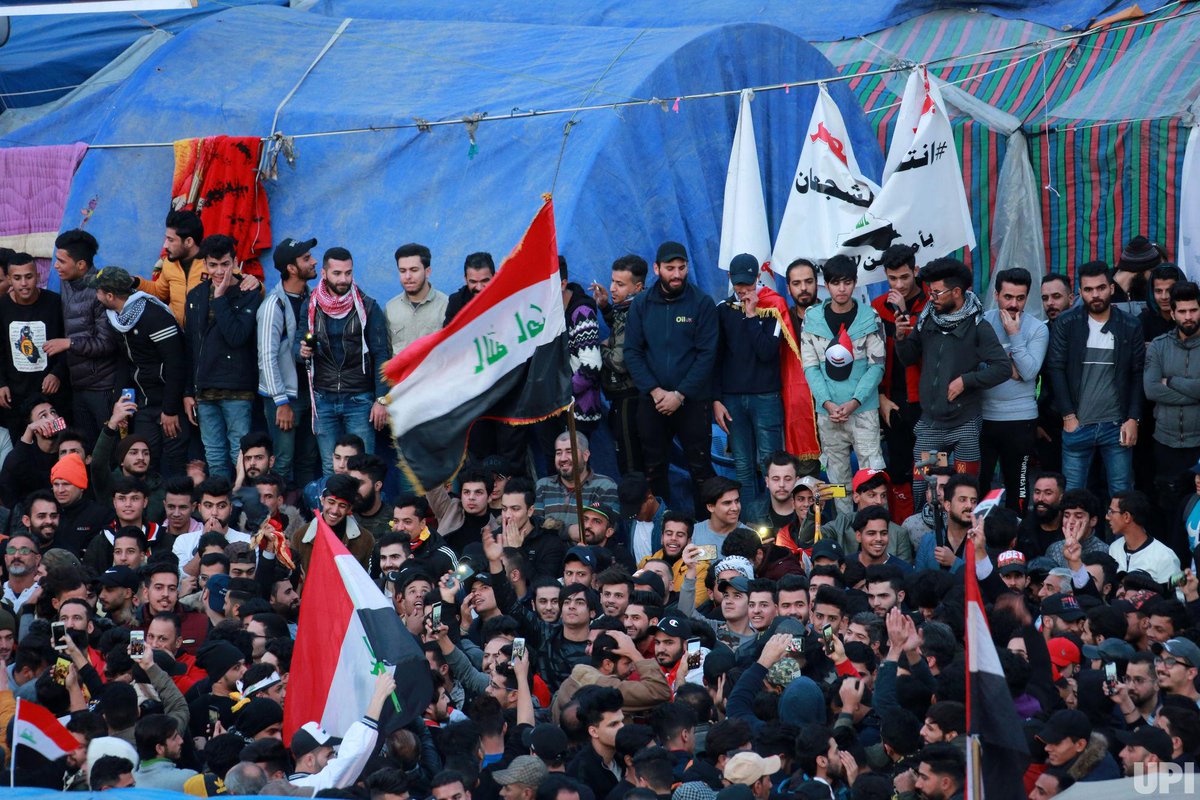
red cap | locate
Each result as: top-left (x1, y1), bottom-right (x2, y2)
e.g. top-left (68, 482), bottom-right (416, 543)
top-left (851, 468), bottom-right (889, 493)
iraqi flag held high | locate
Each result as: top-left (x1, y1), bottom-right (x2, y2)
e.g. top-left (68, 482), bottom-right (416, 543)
top-left (383, 198), bottom-right (571, 493)
top-left (283, 518), bottom-right (432, 742)
top-left (12, 699), bottom-right (77, 762)
top-left (965, 550), bottom-right (1030, 798)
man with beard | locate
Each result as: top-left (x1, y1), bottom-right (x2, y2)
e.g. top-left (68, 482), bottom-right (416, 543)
top-left (97, 565), bottom-right (139, 626)
top-left (981, 268), bottom-right (1048, 511)
top-left (94, 266), bottom-right (189, 476)
top-left (258, 236), bottom-right (321, 487)
top-left (140, 210), bottom-right (204, 325)
top-left (896, 258), bottom-right (1008, 506)
top-left (19, 489), bottom-right (58, 549)
top-left (251, 473), bottom-right (304, 542)
top-left (872, 245), bottom-right (928, 521)
top-left (535, 431), bottom-right (618, 527)
top-left (444, 251), bottom-right (495, 326)
top-left (1107, 651), bottom-right (1160, 726)
top-left (93, 396), bottom-right (166, 520)
top-left (785, 257), bottom-right (818, 333)
top-left (346, 453), bottom-right (391, 541)
top-left (1017, 472), bottom-right (1065, 558)
top-left (575, 505), bottom-right (635, 572)
top-left (296, 247), bottom-right (391, 475)
top-left (0, 253), bottom-right (68, 427)
top-left (138, 562), bottom-right (209, 653)
top-left (594, 254), bottom-right (648, 474)
top-left (1112, 235), bottom-right (1165, 310)
top-left (270, 576), bottom-right (300, 634)
top-left (650, 616), bottom-right (691, 691)
top-left (1037, 273), bottom-right (1076, 473)
top-left (1046, 260), bottom-right (1145, 495)
top-left (624, 241), bottom-right (717, 517)
top-left (391, 495), bottom-right (456, 581)
top-left (387, 243), bottom-right (448, 354)
top-left (914, 474), bottom-right (976, 573)
top-left (3, 533), bottom-right (41, 614)
top-left (744, 452), bottom-right (800, 536)
top-left (639, 514), bottom-right (708, 605)
top-left (794, 724), bottom-right (853, 798)
top-left (623, 591), bottom-right (662, 657)
top-left (1144, 281), bottom-right (1200, 540)
top-left (293, 473), bottom-right (374, 572)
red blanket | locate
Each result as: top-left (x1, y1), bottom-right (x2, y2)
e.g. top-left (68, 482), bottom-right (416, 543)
top-left (756, 286), bottom-right (820, 461)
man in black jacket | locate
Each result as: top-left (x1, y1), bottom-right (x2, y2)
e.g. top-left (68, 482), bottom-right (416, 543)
top-left (623, 241), bottom-right (718, 518)
top-left (895, 258), bottom-right (1008, 508)
top-left (182, 235), bottom-right (263, 480)
top-left (1045, 260), bottom-right (1145, 496)
top-left (0, 253), bottom-right (68, 433)
top-left (93, 267), bottom-right (189, 478)
top-left (443, 251), bottom-right (495, 327)
top-left (45, 229), bottom-right (120, 446)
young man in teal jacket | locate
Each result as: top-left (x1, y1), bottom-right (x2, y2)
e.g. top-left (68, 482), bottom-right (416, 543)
top-left (800, 255), bottom-right (886, 518)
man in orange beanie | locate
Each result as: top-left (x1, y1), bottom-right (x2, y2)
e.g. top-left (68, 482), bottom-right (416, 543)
top-left (51, 452), bottom-right (110, 556)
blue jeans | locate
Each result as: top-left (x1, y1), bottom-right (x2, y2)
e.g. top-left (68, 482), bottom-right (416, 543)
top-left (314, 391), bottom-right (376, 475)
top-left (1062, 420), bottom-right (1133, 496)
top-left (722, 392), bottom-right (783, 498)
top-left (262, 394), bottom-right (322, 488)
top-left (196, 399), bottom-right (252, 479)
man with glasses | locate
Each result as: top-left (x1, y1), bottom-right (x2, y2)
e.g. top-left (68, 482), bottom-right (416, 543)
top-left (895, 258), bottom-right (1008, 508)
top-left (1151, 637), bottom-right (1200, 705)
top-left (1105, 490), bottom-right (1180, 583)
top-left (3, 534), bottom-right (40, 614)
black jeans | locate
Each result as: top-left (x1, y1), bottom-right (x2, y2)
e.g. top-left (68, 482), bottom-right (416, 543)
top-left (608, 395), bottom-right (644, 475)
top-left (133, 405), bottom-right (191, 479)
top-left (980, 418), bottom-right (1037, 512)
top-left (636, 395), bottom-right (714, 518)
top-left (72, 388), bottom-right (115, 452)
top-left (1154, 440), bottom-right (1200, 559)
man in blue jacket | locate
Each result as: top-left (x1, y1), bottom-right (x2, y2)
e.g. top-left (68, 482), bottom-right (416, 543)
top-left (623, 241), bottom-right (717, 518)
top-left (183, 235), bottom-right (263, 480)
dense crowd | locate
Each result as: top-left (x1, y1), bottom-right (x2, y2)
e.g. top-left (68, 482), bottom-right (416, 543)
top-left (0, 211), bottom-right (1196, 800)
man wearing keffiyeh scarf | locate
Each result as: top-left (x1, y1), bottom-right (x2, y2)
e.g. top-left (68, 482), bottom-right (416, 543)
top-left (295, 247), bottom-right (393, 476)
top-left (894, 258), bottom-right (1010, 511)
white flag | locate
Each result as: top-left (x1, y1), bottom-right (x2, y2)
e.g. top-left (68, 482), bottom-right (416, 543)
top-left (834, 67), bottom-right (976, 282)
top-left (718, 89), bottom-right (772, 274)
top-left (770, 85), bottom-right (881, 281)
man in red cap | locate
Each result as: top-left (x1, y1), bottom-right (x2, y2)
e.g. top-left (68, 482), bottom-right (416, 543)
top-left (820, 469), bottom-right (912, 562)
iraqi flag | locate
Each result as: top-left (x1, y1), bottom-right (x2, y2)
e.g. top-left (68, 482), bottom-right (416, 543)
top-left (383, 199), bottom-right (571, 492)
top-left (283, 518), bottom-right (432, 742)
top-left (13, 699), bottom-right (77, 761)
top-left (965, 550), bottom-right (1029, 798)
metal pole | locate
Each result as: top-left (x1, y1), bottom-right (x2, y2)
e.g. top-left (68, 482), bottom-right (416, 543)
top-left (565, 402), bottom-right (587, 545)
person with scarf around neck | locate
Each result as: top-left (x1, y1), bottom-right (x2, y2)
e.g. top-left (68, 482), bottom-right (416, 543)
top-left (295, 246), bottom-right (392, 476)
top-left (93, 266), bottom-right (191, 477)
top-left (895, 258), bottom-right (1009, 510)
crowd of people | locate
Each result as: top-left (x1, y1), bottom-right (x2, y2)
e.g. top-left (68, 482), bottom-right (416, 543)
top-left (0, 211), bottom-right (1196, 800)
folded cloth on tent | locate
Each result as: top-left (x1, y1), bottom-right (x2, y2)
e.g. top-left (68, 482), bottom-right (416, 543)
top-left (0, 143), bottom-right (88, 257)
top-left (171, 135), bottom-right (271, 278)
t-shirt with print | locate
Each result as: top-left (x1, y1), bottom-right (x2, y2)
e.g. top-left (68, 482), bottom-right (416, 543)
top-left (1077, 315), bottom-right (1119, 425)
top-left (0, 291), bottom-right (67, 404)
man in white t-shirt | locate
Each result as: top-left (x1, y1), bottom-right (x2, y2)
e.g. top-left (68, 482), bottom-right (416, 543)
top-left (172, 476), bottom-right (251, 572)
top-left (1106, 490), bottom-right (1180, 583)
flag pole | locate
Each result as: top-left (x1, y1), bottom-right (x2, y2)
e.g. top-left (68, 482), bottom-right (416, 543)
top-left (10, 698), bottom-right (17, 787)
top-left (565, 402), bottom-right (587, 545)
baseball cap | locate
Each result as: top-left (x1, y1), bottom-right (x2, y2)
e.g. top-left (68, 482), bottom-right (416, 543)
top-left (88, 266), bottom-right (138, 294)
top-left (523, 724), bottom-right (569, 763)
top-left (794, 476), bottom-right (821, 494)
top-left (564, 546), bottom-right (597, 570)
top-left (656, 241), bottom-right (688, 263)
top-left (291, 721), bottom-right (342, 757)
top-left (1047, 638), bottom-right (1081, 669)
top-left (723, 752), bottom-right (782, 786)
top-left (728, 254), bottom-right (759, 286)
top-left (653, 615), bottom-right (690, 640)
top-left (617, 472), bottom-right (650, 519)
top-left (851, 468), bottom-right (888, 493)
top-left (811, 539), bottom-right (845, 564)
top-left (464, 571), bottom-right (493, 590)
top-left (1081, 638), bottom-right (1136, 663)
top-left (997, 550), bottom-right (1027, 575)
top-left (717, 575), bottom-right (751, 595)
top-left (206, 573), bottom-right (231, 613)
top-left (632, 571), bottom-right (667, 601)
top-left (98, 565), bottom-right (140, 591)
top-left (1036, 709), bottom-right (1091, 745)
top-left (1151, 637), bottom-right (1200, 668)
top-left (582, 504), bottom-right (616, 525)
top-left (273, 238), bottom-right (317, 272)
top-left (1114, 725), bottom-right (1174, 761)
top-left (492, 755), bottom-right (548, 788)
top-left (1041, 593), bottom-right (1085, 622)
top-left (1027, 557), bottom-right (1055, 575)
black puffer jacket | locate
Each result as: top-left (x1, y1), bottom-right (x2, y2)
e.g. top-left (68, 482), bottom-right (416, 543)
top-left (184, 281), bottom-right (262, 393)
top-left (62, 269), bottom-right (120, 391)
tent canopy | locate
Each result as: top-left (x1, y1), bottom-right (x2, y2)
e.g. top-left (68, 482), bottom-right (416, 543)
top-left (2, 5), bottom-right (883, 300)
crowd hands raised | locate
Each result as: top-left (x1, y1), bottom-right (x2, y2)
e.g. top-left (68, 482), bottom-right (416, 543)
top-left (0, 215), bottom-right (1197, 800)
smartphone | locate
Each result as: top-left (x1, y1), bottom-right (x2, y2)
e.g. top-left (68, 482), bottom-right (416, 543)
top-left (51, 621), bottom-right (67, 651)
top-left (1104, 662), bottom-right (1118, 694)
top-left (826, 484), bottom-right (847, 499)
top-left (1169, 572), bottom-right (1187, 588)
top-left (697, 545), bottom-right (718, 562)
top-left (512, 637), bottom-right (526, 660)
top-left (129, 630), bottom-right (145, 658)
top-left (686, 637), bottom-right (701, 669)
top-left (120, 388), bottom-right (136, 405)
top-left (431, 602), bottom-right (442, 629)
top-left (455, 561), bottom-right (475, 583)
top-left (48, 417), bottom-right (67, 434)
top-left (822, 624), bottom-right (835, 655)
top-left (207, 708), bottom-right (220, 739)
top-left (52, 658), bottom-right (71, 685)
top-left (790, 635), bottom-right (806, 654)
